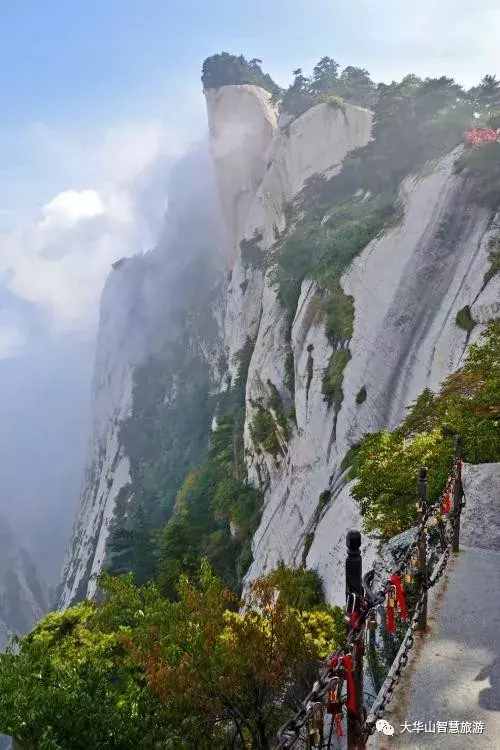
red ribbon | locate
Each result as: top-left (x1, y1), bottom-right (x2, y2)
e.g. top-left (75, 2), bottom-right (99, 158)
top-left (349, 610), bottom-right (359, 629)
top-left (441, 490), bottom-right (451, 514)
top-left (343, 655), bottom-right (356, 713)
top-left (335, 714), bottom-right (344, 737)
top-left (390, 575), bottom-right (408, 620)
top-left (328, 654), bottom-right (338, 669)
top-left (386, 592), bottom-right (395, 633)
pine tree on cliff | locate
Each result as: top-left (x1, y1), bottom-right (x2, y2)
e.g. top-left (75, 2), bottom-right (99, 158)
top-left (201, 52), bottom-right (280, 95)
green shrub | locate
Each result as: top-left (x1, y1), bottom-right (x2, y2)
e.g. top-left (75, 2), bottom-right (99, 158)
top-left (318, 490), bottom-right (331, 510)
top-left (483, 235), bottom-right (500, 287)
top-left (455, 305), bottom-right (476, 333)
top-left (266, 561), bottom-right (325, 610)
top-left (250, 405), bottom-right (282, 456)
top-left (454, 141), bottom-right (500, 208)
top-left (321, 281), bottom-right (355, 347)
top-left (320, 94), bottom-right (345, 109)
top-left (352, 322), bottom-right (500, 537)
top-left (340, 444), bottom-right (362, 481)
top-left (352, 429), bottom-right (455, 538)
top-left (201, 53), bottom-right (280, 95)
top-left (356, 386), bottom-right (367, 404)
top-left (240, 231), bottom-right (264, 270)
top-left (302, 533), bottom-right (315, 567)
top-left (306, 351), bottom-right (314, 398)
top-left (284, 350), bottom-right (295, 396)
top-left (267, 380), bottom-right (290, 440)
top-left (322, 348), bottom-right (352, 411)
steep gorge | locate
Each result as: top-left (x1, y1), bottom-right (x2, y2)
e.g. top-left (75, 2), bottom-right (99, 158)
top-left (59, 74), bottom-right (500, 609)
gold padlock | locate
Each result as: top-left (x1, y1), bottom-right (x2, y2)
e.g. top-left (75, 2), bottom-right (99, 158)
top-left (387, 596), bottom-right (395, 607)
top-left (367, 617), bottom-right (377, 630)
top-left (404, 572), bottom-right (412, 585)
top-left (327, 688), bottom-right (342, 715)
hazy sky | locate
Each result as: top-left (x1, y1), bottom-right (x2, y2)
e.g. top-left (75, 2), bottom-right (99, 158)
top-left (1, 0), bottom-right (499, 353)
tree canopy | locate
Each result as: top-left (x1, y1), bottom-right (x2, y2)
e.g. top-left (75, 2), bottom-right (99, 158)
top-left (351, 322), bottom-right (500, 538)
top-left (275, 57), bottom-right (377, 117)
top-left (201, 54), bottom-right (280, 96)
top-left (0, 563), bottom-right (344, 749)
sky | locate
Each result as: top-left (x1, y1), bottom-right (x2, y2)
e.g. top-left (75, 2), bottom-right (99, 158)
top-left (0, 0), bottom-right (499, 581)
top-left (1, 0), bottom-right (500, 351)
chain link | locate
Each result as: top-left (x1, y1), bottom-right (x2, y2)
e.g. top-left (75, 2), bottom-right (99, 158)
top-left (362, 591), bottom-right (427, 740)
top-left (274, 457), bottom-right (465, 749)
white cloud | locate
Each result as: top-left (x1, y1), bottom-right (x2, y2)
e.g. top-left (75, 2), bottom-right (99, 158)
top-left (40, 190), bottom-right (104, 230)
top-left (273, 1), bottom-right (500, 89)
top-left (0, 120), bottom-right (179, 337)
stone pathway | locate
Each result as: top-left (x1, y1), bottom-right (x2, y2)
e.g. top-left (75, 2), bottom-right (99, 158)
top-left (368, 545), bottom-right (500, 749)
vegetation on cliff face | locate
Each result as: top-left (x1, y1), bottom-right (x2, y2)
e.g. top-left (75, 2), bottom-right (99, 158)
top-left (275, 57), bottom-right (376, 117)
top-left (0, 563), bottom-right (344, 749)
top-left (107, 331), bottom-right (265, 601)
top-left (202, 53), bottom-right (280, 96)
top-left (272, 73), bottom-right (479, 413)
top-left (454, 140), bottom-right (500, 208)
top-left (351, 322), bottom-right (500, 538)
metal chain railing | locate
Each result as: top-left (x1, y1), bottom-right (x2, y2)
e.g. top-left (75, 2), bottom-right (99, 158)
top-left (275, 446), bottom-right (465, 750)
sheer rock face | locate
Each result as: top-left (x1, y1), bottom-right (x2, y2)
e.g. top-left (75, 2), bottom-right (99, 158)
top-left (204, 84), bottom-right (278, 263)
top-left (206, 87), bottom-right (498, 605)
top-left (0, 514), bottom-right (46, 650)
top-left (60, 83), bottom-right (499, 610)
top-left (461, 462), bottom-right (500, 552)
top-left (58, 145), bottom-right (226, 608)
top-left (208, 95), bottom-right (374, 377)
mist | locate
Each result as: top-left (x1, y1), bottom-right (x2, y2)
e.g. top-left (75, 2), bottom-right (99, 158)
top-left (0, 136), bottom-right (224, 596)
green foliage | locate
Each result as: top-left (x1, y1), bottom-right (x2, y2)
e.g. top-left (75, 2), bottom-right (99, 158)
top-left (318, 490), bottom-right (331, 510)
top-left (352, 322), bottom-right (500, 537)
top-left (321, 280), bottom-right (355, 347)
top-left (266, 562), bottom-right (325, 610)
top-left (107, 328), bottom-right (261, 601)
top-left (159, 411), bottom-right (263, 597)
top-left (306, 349), bottom-right (314, 399)
top-left (201, 53), bottom-right (280, 95)
top-left (0, 564), bottom-right (345, 749)
top-left (301, 533), bottom-right (315, 567)
top-left (106, 324), bottom-right (217, 585)
top-left (434, 321), bottom-right (500, 463)
top-left (488, 110), bottom-right (500, 130)
top-left (240, 231), bottom-right (265, 270)
top-left (339, 66), bottom-right (377, 107)
top-left (455, 305), bottom-right (476, 333)
top-left (250, 404), bottom-right (282, 457)
top-left (267, 380), bottom-right (290, 440)
top-left (483, 234), bottom-right (500, 286)
top-left (454, 141), bottom-right (500, 208)
top-left (273, 201), bottom-right (395, 324)
top-left (322, 348), bottom-right (352, 411)
top-left (284, 349), bottom-right (295, 397)
top-left (340, 444), bottom-right (362, 481)
top-left (156, 335), bottom-right (263, 598)
top-left (0, 600), bottom-right (175, 749)
top-left (271, 74), bottom-right (476, 421)
top-left (467, 74), bottom-right (500, 111)
top-left (352, 429), bottom-right (454, 538)
top-left (278, 58), bottom-right (376, 118)
top-left (356, 386), bottom-right (367, 405)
